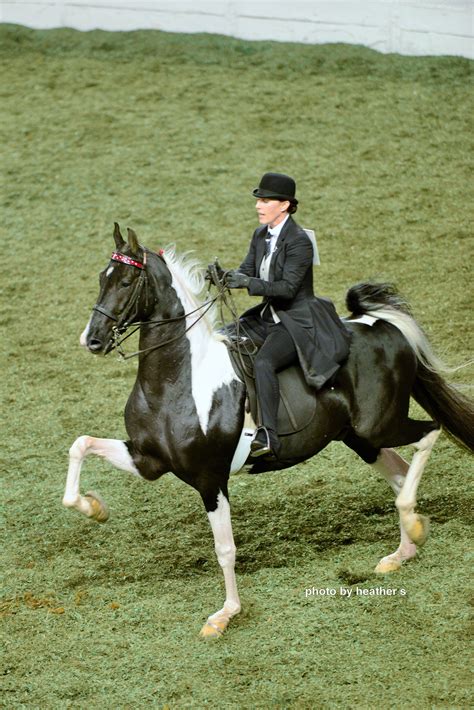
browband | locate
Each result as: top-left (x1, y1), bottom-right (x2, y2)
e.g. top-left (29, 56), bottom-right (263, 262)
top-left (111, 252), bottom-right (146, 269)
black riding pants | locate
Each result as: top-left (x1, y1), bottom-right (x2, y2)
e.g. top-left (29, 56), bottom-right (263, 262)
top-left (252, 320), bottom-right (298, 433)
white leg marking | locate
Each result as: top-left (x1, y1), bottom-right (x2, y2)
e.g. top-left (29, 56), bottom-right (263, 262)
top-left (373, 430), bottom-right (441, 572)
top-left (373, 448), bottom-right (416, 571)
top-left (63, 436), bottom-right (139, 518)
top-left (373, 447), bottom-right (409, 495)
top-left (396, 429), bottom-right (440, 516)
top-left (201, 491), bottom-right (241, 636)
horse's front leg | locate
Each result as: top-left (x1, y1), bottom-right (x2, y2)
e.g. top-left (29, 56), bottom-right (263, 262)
top-left (63, 435), bottom-right (139, 521)
top-left (199, 489), bottom-right (241, 639)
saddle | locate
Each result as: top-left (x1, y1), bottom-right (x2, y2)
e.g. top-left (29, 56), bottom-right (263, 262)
top-left (225, 338), bottom-right (317, 436)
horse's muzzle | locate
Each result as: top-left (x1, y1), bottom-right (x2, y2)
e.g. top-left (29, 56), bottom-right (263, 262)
top-left (87, 337), bottom-right (105, 353)
top-left (80, 316), bottom-right (114, 355)
top-left (86, 336), bottom-right (115, 355)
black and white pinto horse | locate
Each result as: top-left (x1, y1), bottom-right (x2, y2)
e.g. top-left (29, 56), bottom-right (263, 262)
top-left (63, 225), bottom-right (473, 638)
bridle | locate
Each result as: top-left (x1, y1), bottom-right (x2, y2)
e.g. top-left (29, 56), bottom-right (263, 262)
top-left (92, 249), bottom-right (222, 360)
top-left (93, 250), bottom-right (151, 333)
top-left (93, 251), bottom-right (150, 334)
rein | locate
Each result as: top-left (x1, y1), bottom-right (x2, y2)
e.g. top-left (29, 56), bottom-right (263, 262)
top-left (112, 297), bottom-right (220, 360)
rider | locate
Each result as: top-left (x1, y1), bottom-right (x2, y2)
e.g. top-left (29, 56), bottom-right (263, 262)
top-left (224, 172), bottom-right (352, 458)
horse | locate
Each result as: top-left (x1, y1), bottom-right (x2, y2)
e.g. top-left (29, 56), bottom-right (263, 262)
top-left (63, 223), bottom-right (474, 638)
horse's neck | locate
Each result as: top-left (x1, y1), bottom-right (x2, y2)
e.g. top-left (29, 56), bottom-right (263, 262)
top-left (137, 257), bottom-right (238, 435)
top-left (136, 288), bottom-right (197, 383)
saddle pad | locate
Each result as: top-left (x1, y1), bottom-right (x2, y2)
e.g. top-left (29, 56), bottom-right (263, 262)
top-left (345, 314), bottom-right (378, 326)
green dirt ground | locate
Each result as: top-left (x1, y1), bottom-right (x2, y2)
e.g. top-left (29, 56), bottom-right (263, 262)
top-left (1, 25), bottom-right (473, 709)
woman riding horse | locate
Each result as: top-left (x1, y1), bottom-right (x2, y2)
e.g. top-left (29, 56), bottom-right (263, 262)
top-left (223, 172), bottom-right (352, 458)
top-left (65, 223), bottom-right (474, 638)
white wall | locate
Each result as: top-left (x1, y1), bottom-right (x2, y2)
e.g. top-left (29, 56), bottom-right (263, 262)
top-left (1, 0), bottom-right (473, 59)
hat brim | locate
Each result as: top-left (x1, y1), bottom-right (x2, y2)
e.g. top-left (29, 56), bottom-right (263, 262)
top-left (252, 187), bottom-right (298, 204)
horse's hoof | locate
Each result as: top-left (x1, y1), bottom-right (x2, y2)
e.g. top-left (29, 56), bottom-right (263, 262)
top-left (84, 491), bottom-right (109, 523)
top-left (199, 618), bottom-right (227, 639)
top-left (405, 514), bottom-right (429, 546)
top-left (375, 557), bottom-right (402, 574)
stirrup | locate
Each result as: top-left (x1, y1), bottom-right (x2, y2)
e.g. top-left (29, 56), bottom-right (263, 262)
top-left (250, 427), bottom-right (272, 457)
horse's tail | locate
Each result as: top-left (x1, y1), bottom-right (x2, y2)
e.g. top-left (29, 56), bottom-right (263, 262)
top-left (346, 282), bottom-right (474, 452)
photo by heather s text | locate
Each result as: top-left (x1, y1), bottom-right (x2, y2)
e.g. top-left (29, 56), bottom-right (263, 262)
top-left (305, 586), bottom-right (407, 598)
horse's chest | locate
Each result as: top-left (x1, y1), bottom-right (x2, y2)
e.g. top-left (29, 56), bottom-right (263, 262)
top-left (124, 362), bottom-right (243, 475)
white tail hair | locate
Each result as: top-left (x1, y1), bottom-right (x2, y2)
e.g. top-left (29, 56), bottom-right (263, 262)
top-left (363, 306), bottom-right (470, 376)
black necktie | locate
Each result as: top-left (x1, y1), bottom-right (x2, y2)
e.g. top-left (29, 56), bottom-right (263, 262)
top-left (264, 237), bottom-right (272, 258)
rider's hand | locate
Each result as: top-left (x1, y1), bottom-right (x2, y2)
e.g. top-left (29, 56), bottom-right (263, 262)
top-left (205, 260), bottom-right (225, 285)
top-left (225, 271), bottom-right (250, 289)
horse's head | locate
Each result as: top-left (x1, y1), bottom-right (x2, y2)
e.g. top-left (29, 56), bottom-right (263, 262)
top-left (81, 223), bottom-right (171, 354)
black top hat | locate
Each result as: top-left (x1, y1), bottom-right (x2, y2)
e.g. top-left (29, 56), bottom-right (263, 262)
top-left (252, 172), bottom-right (298, 204)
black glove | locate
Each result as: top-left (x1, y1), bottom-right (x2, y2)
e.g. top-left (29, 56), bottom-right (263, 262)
top-left (225, 271), bottom-right (250, 289)
top-left (205, 260), bottom-right (225, 285)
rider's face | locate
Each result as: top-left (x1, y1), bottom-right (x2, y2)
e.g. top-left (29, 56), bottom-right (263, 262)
top-left (255, 198), bottom-right (290, 228)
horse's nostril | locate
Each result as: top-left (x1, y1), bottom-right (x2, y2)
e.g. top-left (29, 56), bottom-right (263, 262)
top-left (88, 339), bottom-right (103, 353)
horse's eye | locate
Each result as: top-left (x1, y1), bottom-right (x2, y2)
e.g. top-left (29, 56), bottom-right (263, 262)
top-left (121, 280), bottom-right (131, 288)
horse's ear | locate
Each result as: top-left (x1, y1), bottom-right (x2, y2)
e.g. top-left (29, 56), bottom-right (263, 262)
top-left (127, 227), bottom-right (140, 255)
top-left (113, 222), bottom-right (125, 249)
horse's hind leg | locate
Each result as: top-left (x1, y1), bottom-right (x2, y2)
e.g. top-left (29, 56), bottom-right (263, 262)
top-left (395, 428), bottom-right (441, 546)
top-left (344, 427), bottom-right (440, 573)
top-left (373, 427), bottom-right (441, 572)
top-left (372, 448), bottom-right (417, 573)
top-left (63, 435), bottom-right (139, 521)
top-left (344, 435), bottom-right (416, 572)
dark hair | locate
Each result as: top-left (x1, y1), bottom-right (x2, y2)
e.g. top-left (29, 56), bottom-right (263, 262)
top-left (287, 201), bottom-right (298, 214)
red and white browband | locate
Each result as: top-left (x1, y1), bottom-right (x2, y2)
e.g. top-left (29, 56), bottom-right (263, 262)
top-left (111, 249), bottom-right (166, 269)
top-left (111, 252), bottom-right (146, 269)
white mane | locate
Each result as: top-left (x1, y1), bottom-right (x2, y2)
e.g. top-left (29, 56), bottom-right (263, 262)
top-left (161, 246), bottom-right (218, 334)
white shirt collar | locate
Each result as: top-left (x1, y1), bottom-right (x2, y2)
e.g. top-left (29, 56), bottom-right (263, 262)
top-left (267, 214), bottom-right (289, 238)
